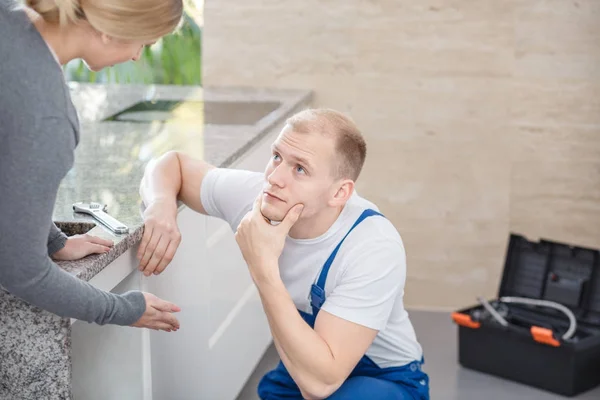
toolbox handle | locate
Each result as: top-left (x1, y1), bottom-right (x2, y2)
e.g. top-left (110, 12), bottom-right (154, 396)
top-left (451, 312), bottom-right (481, 329)
top-left (530, 326), bottom-right (561, 347)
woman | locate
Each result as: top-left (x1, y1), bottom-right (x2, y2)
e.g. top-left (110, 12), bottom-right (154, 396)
top-left (0, 0), bottom-right (183, 331)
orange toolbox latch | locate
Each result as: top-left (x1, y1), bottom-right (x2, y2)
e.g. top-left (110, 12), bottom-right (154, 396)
top-left (530, 326), bottom-right (561, 347)
top-left (452, 312), bottom-right (481, 329)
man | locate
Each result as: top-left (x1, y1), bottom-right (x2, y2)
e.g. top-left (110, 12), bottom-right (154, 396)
top-left (138, 108), bottom-right (429, 399)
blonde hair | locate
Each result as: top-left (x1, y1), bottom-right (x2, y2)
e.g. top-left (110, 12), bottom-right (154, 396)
top-left (25, 0), bottom-right (183, 41)
top-left (285, 109), bottom-right (367, 181)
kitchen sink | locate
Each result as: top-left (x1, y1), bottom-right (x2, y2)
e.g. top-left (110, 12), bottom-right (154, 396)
top-left (54, 221), bottom-right (96, 237)
top-left (103, 99), bottom-right (281, 125)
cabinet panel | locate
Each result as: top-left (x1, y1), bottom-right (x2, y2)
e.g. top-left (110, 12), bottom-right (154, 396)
top-left (147, 206), bottom-right (210, 400)
top-left (71, 260), bottom-right (145, 400)
top-left (205, 125), bottom-right (282, 341)
top-left (203, 126), bottom-right (283, 398)
top-left (148, 125), bottom-right (283, 399)
top-left (205, 284), bottom-right (271, 400)
top-left (205, 217), bottom-right (253, 339)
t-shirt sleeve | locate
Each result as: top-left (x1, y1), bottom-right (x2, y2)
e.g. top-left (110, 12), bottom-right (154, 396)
top-left (321, 238), bottom-right (406, 331)
top-left (200, 168), bottom-right (264, 231)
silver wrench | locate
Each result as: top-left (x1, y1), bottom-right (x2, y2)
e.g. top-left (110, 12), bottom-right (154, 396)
top-left (73, 202), bottom-right (129, 235)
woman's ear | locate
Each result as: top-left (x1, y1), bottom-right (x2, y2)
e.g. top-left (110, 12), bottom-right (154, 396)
top-left (100, 32), bottom-right (112, 45)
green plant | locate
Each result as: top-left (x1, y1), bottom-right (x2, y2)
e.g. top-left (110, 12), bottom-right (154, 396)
top-left (64, 4), bottom-right (202, 85)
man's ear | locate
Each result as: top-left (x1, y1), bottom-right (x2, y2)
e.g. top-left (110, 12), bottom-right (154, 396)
top-left (330, 179), bottom-right (354, 207)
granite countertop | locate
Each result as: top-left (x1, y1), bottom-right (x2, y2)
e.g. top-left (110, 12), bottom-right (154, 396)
top-left (54, 83), bottom-right (312, 283)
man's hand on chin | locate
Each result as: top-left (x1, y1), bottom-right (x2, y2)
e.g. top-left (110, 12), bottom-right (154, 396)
top-left (235, 193), bottom-right (303, 283)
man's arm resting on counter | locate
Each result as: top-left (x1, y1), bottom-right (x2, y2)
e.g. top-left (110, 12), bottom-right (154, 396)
top-left (139, 151), bottom-right (215, 214)
top-left (137, 151), bottom-right (216, 273)
top-left (255, 269), bottom-right (378, 399)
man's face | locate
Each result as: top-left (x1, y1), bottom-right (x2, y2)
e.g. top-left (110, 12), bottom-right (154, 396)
top-left (261, 127), bottom-right (338, 222)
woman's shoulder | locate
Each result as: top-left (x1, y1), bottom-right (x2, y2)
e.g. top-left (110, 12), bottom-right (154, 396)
top-left (0, 4), bottom-right (70, 117)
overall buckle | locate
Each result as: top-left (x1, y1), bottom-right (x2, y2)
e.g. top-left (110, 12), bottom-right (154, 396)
top-left (310, 284), bottom-right (325, 309)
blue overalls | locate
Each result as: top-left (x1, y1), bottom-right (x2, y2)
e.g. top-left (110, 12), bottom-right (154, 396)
top-left (257, 209), bottom-right (430, 400)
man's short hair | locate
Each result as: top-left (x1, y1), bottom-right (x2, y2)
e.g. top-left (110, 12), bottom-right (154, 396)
top-left (284, 108), bottom-right (367, 181)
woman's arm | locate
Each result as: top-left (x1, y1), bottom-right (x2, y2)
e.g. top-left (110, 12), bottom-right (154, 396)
top-left (47, 222), bottom-right (68, 256)
top-left (0, 116), bottom-right (145, 325)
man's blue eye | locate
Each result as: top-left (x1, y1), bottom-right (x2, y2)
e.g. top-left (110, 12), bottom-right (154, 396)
top-left (296, 166), bottom-right (306, 174)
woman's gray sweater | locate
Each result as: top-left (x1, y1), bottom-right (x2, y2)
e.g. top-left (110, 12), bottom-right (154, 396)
top-left (0, 2), bottom-right (146, 325)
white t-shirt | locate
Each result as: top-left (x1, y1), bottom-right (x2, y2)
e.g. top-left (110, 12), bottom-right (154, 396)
top-left (200, 168), bottom-right (424, 368)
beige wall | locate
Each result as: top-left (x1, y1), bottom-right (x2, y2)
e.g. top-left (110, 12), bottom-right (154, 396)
top-left (204, 1), bottom-right (600, 310)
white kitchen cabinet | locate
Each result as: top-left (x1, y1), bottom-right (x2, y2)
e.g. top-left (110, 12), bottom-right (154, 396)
top-left (71, 250), bottom-right (149, 400)
top-left (144, 205), bottom-right (210, 400)
top-left (202, 131), bottom-right (279, 399)
top-left (147, 126), bottom-right (282, 399)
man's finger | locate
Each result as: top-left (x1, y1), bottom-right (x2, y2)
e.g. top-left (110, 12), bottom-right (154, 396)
top-left (280, 204), bottom-right (304, 231)
top-left (137, 225), bottom-right (153, 260)
top-left (154, 239), bottom-right (179, 274)
top-left (139, 231), bottom-right (162, 270)
top-left (251, 192), bottom-right (263, 217)
top-left (87, 235), bottom-right (114, 247)
top-left (143, 236), bottom-right (169, 276)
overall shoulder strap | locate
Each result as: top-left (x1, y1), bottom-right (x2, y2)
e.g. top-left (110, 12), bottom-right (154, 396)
top-left (310, 208), bottom-right (384, 313)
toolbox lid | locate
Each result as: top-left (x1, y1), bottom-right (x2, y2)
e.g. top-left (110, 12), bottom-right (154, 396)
top-left (498, 234), bottom-right (600, 326)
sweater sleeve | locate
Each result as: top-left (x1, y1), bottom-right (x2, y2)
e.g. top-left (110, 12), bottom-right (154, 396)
top-left (47, 222), bottom-right (68, 256)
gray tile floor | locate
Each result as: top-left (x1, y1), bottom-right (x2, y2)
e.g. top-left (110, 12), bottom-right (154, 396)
top-left (236, 310), bottom-right (600, 400)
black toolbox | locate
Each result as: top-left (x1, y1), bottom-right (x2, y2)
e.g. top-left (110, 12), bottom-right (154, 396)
top-left (452, 233), bottom-right (600, 397)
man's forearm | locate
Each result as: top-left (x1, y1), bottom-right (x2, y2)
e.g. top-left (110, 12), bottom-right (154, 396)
top-left (265, 320), bottom-right (322, 400)
top-left (140, 152), bottom-right (182, 207)
top-left (256, 270), bottom-right (340, 398)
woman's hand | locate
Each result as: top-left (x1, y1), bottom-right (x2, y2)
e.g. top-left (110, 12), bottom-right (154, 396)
top-left (131, 292), bottom-right (181, 332)
top-left (51, 234), bottom-right (113, 261)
